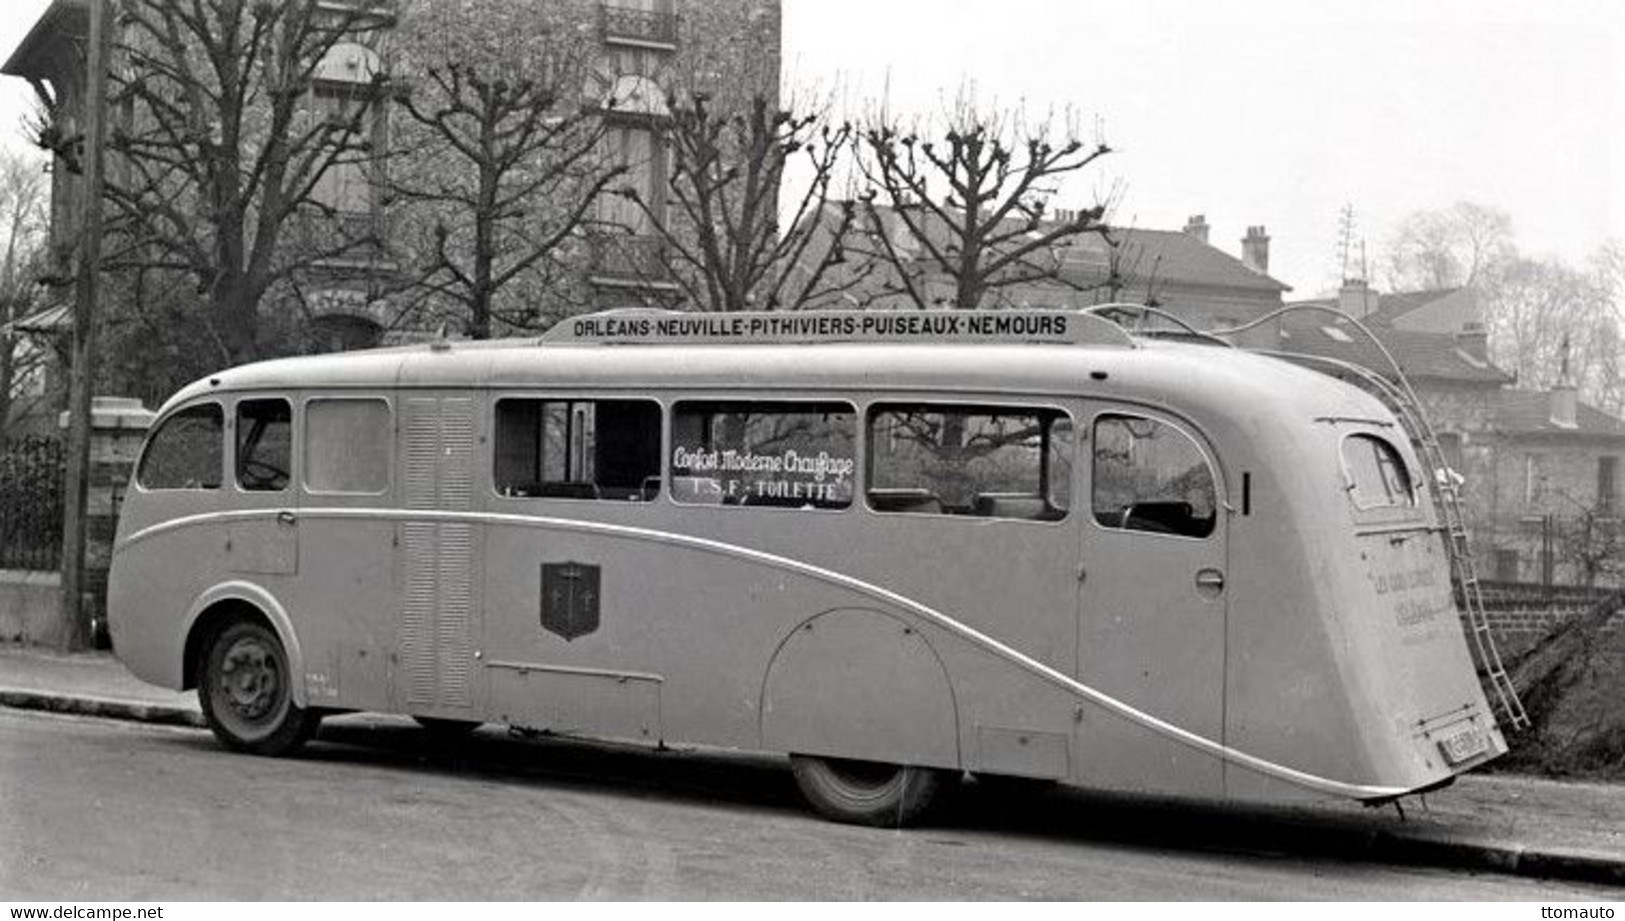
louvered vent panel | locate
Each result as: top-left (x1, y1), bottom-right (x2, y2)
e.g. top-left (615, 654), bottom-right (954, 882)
top-left (436, 522), bottom-right (475, 707)
top-left (400, 522), bottom-right (439, 705)
top-left (403, 397), bottom-right (441, 511)
top-left (438, 397), bottom-right (475, 511)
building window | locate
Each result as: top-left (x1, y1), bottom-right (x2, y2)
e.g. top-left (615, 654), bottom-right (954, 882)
top-left (311, 81), bottom-right (380, 215)
top-left (1599, 456), bottom-right (1618, 516)
top-left (1436, 432), bottom-right (1464, 476)
top-left (1494, 548), bottom-right (1520, 582)
top-left (1525, 453), bottom-right (1547, 507)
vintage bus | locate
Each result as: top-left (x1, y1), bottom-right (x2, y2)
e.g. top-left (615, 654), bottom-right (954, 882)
top-left (107, 308), bottom-right (1506, 826)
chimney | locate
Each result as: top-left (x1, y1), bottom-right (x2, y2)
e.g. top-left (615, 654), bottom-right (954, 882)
top-left (1183, 214), bottom-right (1209, 244)
top-left (1455, 321), bottom-right (1488, 362)
top-left (1551, 337), bottom-right (1578, 428)
top-left (1241, 225), bottom-right (1270, 274)
top-left (1338, 278), bottom-right (1376, 318)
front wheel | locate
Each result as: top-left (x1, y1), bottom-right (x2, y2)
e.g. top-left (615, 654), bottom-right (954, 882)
top-left (788, 754), bottom-right (944, 827)
top-left (198, 619), bottom-right (321, 756)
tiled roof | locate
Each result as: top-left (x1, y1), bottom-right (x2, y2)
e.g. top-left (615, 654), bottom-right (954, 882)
top-left (1291, 288), bottom-right (1463, 324)
top-left (854, 205), bottom-right (1289, 294)
top-left (1490, 390), bottom-right (1625, 437)
top-left (1270, 311), bottom-right (1512, 384)
top-left (1057, 227), bottom-right (1290, 293)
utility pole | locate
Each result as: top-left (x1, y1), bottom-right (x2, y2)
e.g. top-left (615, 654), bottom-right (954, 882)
top-left (59, 0), bottom-right (112, 651)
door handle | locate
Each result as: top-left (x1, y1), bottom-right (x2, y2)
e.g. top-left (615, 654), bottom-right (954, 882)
top-left (1194, 568), bottom-right (1225, 597)
top-left (277, 510), bottom-right (297, 526)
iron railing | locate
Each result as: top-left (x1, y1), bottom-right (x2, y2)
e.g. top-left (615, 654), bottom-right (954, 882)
top-left (600, 3), bottom-right (678, 48)
top-left (588, 233), bottom-right (674, 286)
top-left (0, 435), bottom-right (64, 571)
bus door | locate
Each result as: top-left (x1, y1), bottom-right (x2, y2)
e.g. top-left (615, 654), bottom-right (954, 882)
top-left (1078, 408), bottom-right (1228, 796)
top-left (289, 395), bottom-right (400, 711)
top-left (226, 396), bottom-right (297, 576)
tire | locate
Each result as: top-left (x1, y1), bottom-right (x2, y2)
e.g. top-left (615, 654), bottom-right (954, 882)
top-left (788, 754), bottom-right (944, 827)
top-left (198, 619), bottom-right (321, 756)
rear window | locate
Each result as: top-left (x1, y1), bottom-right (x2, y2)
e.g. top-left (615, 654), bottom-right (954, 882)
top-left (1342, 434), bottom-right (1416, 509)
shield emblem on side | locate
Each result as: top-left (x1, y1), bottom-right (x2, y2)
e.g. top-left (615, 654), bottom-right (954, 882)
top-left (540, 561), bottom-right (601, 641)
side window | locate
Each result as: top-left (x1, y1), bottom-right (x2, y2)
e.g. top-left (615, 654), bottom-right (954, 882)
top-left (1093, 414), bottom-right (1217, 538)
top-left (494, 398), bottom-right (661, 500)
top-left (671, 401), bottom-right (855, 510)
top-left (305, 398), bottom-right (391, 494)
top-left (236, 398), bottom-right (292, 492)
top-left (1341, 434), bottom-right (1416, 509)
top-left (137, 403), bottom-right (224, 491)
top-left (867, 404), bottom-right (1071, 521)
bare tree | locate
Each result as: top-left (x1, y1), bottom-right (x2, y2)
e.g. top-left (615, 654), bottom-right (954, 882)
top-left (1382, 201), bottom-right (1513, 291)
top-left (389, 2), bottom-right (623, 338)
top-left (854, 94), bottom-right (1113, 312)
top-left (616, 91), bottom-right (862, 313)
top-left (1482, 253), bottom-right (1621, 406)
top-left (100, 0), bottom-right (392, 366)
top-left (0, 150), bottom-right (49, 440)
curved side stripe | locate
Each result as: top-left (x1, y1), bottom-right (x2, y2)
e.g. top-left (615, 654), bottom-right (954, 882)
top-left (120, 507), bottom-right (1408, 800)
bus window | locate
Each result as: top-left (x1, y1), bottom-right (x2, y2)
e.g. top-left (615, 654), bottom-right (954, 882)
top-left (1341, 434), bottom-right (1416, 509)
top-left (671, 401), bottom-right (855, 510)
top-left (867, 404), bottom-right (1071, 520)
top-left (1092, 414), bottom-right (1216, 538)
top-left (494, 398), bottom-right (661, 501)
top-left (137, 403), bottom-right (224, 491)
top-left (305, 398), bottom-right (391, 494)
top-left (236, 398), bottom-right (292, 492)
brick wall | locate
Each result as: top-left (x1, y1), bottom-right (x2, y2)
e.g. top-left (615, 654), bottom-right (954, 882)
top-left (1469, 580), bottom-right (1625, 658)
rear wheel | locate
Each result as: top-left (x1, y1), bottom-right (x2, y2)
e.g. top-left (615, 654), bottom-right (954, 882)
top-left (198, 619), bottom-right (321, 756)
top-left (789, 754), bottom-right (943, 827)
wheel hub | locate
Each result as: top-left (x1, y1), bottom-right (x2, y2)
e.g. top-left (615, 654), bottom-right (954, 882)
top-left (220, 638), bottom-right (279, 721)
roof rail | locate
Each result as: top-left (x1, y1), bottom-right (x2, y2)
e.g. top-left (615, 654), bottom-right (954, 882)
top-left (539, 308), bottom-right (1138, 348)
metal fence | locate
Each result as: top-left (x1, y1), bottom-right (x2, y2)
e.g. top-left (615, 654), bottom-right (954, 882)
top-left (0, 435), bottom-right (64, 571)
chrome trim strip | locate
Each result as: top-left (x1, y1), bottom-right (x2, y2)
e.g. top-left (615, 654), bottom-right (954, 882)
top-left (486, 659), bottom-right (664, 684)
top-left (120, 507), bottom-right (1409, 799)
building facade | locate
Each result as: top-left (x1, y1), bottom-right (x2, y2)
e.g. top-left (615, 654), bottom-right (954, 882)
top-left (2, 0), bottom-right (783, 368)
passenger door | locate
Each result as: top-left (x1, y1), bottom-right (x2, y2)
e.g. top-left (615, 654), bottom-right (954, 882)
top-left (1077, 408), bottom-right (1228, 796)
top-left (291, 395), bottom-right (399, 711)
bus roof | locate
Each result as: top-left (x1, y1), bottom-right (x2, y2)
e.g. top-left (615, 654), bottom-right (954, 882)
top-left (163, 309), bottom-right (1393, 432)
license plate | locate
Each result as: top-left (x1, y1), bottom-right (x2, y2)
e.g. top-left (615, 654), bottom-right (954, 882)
top-left (1436, 724), bottom-right (1488, 765)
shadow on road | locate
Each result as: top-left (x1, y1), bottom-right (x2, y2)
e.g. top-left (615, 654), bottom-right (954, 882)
top-left (148, 713), bottom-right (1453, 870)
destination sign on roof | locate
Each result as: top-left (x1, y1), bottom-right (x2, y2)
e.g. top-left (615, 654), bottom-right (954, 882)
top-left (543, 309), bottom-right (1135, 348)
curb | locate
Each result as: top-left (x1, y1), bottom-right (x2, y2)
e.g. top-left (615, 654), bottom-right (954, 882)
top-left (0, 687), bottom-right (204, 729)
top-left (2, 689), bottom-right (1623, 888)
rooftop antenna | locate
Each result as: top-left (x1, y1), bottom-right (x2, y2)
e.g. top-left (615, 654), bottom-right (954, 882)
top-left (1336, 203), bottom-right (1359, 283)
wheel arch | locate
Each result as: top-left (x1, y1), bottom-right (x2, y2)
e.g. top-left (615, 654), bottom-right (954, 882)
top-left (179, 582), bottom-right (306, 707)
top-left (759, 606), bottom-right (962, 770)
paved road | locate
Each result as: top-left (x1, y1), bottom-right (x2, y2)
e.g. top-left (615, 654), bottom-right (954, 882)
top-left (0, 708), bottom-right (1616, 900)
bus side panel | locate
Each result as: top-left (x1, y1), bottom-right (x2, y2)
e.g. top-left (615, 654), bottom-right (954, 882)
top-left (1222, 463), bottom-right (1377, 799)
top-left (108, 522), bottom-right (228, 690)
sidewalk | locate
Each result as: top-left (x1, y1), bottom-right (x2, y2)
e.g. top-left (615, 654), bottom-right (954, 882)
top-left (2, 643), bottom-right (1623, 888)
